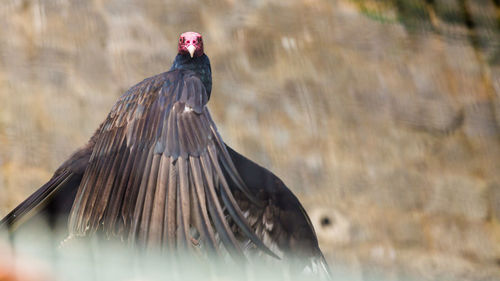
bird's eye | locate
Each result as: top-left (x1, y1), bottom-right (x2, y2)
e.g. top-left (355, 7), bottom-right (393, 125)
top-left (179, 38), bottom-right (182, 42)
top-left (198, 37), bottom-right (202, 42)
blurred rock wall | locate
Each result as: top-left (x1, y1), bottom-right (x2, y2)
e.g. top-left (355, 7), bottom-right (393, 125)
top-left (0, 0), bottom-right (499, 280)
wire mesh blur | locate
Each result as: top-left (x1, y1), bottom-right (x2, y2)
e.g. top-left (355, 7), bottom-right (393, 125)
top-left (0, 0), bottom-right (499, 280)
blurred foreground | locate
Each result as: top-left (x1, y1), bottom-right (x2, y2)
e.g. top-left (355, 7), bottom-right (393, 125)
top-left (0, 223), bottom-right (331, 281)
top-left (0, 0), bottom-right (500, 280)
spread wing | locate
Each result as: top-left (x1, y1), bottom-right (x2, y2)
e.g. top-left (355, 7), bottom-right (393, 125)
top-left (68, 70), bottom-right (277, 258)
top-left (225, 145), bottom-right (331, 277)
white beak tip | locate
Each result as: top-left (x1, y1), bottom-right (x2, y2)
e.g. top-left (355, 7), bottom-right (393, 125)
top-left (187, 45), bottom-right (196, 58)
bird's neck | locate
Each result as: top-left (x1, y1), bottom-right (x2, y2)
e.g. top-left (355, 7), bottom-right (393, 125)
top-left (171, 54), bottom-right (212, 98)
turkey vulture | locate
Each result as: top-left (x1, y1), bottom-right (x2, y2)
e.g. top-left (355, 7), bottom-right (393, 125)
top-left (1, 32), bottom-right (330, 276)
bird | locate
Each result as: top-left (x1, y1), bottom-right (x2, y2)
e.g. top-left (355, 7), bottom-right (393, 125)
top-left (1, 31), bottom-right (330, 276)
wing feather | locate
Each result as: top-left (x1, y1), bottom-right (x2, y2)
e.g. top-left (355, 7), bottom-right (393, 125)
top-left (69, 162), bottom-right (97, 233)
top-left (129, 145), bottom-right (154, 244)
top-left (104, 145), bottom-right (136, 236)
top-left (90, 133), bottom-right (128, 230)
top-left (120, 144), bottom-right (149, 232)
top-left (165, 158), bottom-right (177, 247)
top-left (1, 171), bottom-right (71, 229)
top-left (138, 152), bottom-right (161, 245)
top-left (206, 112), bottom-right (259, 205)
top-left (81, 130), bottom-right (123, 231)
top-left (189, 157), bottom-right (217, 251)
top-left (177, 156), bottom-right (190, 249)
top-left (67, 70), bottom-right (278, 259)
top-left (71, 128), bottom-right (115, 232)
top-left (200, 152), bottom-right (243, 259)
top-left (148, 153), bottom-right (169, 246)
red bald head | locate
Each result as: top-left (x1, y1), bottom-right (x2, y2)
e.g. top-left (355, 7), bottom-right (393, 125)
top-left (178, 32), bottom-right (204, 58)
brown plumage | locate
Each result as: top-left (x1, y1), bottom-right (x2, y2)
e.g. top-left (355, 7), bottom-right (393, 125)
top-left (1, 31), bottom-right (330, 277)
top-left (61, 70), bottom-right (272, 258)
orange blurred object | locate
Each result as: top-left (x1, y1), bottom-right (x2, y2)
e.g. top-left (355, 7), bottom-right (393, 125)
top-left (0, 243), bottom-right (52, 281)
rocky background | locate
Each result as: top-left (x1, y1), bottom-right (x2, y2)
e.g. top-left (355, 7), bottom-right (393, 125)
top-left (0, 0), bottom-right (499, 280)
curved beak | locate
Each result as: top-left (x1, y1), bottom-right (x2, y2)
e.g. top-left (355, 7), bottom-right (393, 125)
top-left (187, 45), bottom-right (196, 58)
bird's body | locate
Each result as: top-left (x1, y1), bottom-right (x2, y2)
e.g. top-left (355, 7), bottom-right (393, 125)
top-left (1, 32), bottom-right (329, 277)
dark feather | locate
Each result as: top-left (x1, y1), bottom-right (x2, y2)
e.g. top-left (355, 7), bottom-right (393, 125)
top-left (165, 158), bottom-right (177, 247)
top-left (104, 145), bottom-right (136, 236)
top-left (1, 51), bottom-right (330, 278)
top-left (148, 153), bottom-right (169, 246)
top-left (117, 144), bottom-right (148, 235)
top-left (61, 68), bottom-right (280, 259)
top-left (177, 156), bottom-right (190, 249)
top-left (189, 157), bottom-right (217, 252)
top-left (200, 152), bottom-right (243, 259)
top-left (129, 145), bottom-right (155, 244)
top-left (205, 112), bottom-right (260, 206)
top-left (139, 152), bottom-right (161, 244)
top-left (0, 171), bottom-right (70, 229)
